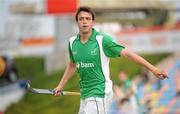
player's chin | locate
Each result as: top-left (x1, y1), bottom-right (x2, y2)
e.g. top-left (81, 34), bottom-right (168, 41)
top-left (81, 28), bottom-right (90, 32)
top-left (81, 28), bottom-right (89, 32)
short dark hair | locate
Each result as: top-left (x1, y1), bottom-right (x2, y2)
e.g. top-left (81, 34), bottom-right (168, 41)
top-left (75, 6), bottom-right (95, 22)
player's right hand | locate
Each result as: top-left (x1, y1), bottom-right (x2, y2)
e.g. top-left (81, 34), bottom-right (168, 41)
top-left (53, 86), bottom-right (63, 96)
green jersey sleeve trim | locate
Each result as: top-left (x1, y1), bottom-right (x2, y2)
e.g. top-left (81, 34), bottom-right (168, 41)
top-left (102, 34), bottom-right (125, 57)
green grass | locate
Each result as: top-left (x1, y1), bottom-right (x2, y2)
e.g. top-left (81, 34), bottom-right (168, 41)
top-left (15, 57), bottom-right (44, 78)
top-left (6, 53), bottom-right (170, 114)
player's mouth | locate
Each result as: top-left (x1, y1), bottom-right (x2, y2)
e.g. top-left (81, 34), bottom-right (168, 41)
top-left (82, 25), bottom-right (88, 28)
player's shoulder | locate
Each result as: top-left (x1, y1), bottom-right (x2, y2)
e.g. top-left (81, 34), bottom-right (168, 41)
top-left (96, 31), bottom-right (109, 37)
top-left (96, 32), bottom-right (112, 40)
top-left (69, 35), bottom-right (78, 43)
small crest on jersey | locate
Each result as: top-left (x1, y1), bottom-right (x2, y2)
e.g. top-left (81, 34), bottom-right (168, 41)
top-left (72, 50), bottom-right (77, 55)
top-left (90, 48), bottom-right (98, 55)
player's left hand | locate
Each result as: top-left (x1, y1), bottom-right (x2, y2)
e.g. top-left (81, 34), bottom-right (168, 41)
top-left (152, 68), bottom-right (168, 80)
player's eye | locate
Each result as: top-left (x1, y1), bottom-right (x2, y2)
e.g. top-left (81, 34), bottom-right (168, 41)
top-left (79, 17), bottom-right (84, 21)
top-left (86, 17), bottom-right (91, 20)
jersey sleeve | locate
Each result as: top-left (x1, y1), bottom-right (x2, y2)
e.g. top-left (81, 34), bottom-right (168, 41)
top-left (68, 42), bottom-right (75, 63)
top-left (102, 35), bottom-right (125, 57)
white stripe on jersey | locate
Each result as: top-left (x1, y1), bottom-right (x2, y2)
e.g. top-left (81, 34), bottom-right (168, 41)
top-left (96, 35), bottom-right (113, 99)
top-left (69, 36), bottom-right (77, 50)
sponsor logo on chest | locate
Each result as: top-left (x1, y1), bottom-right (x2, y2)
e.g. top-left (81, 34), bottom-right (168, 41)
top-left (76, 62), bottom-right (94, 68)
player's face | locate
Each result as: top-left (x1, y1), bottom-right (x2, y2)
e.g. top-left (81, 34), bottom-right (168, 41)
top-left (77, 11), bottom-right (94, 34)
top-left (118, 72), bottom-right (127, 81)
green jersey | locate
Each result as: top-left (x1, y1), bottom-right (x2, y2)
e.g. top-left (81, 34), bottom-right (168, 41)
top-left (123, 79), bottom-right (132, 92)
top-left (69, 28), bottom-right (124, 99)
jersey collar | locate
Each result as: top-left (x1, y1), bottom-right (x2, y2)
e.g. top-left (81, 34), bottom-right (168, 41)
top-left (77, 28), bottom-right (97, 41)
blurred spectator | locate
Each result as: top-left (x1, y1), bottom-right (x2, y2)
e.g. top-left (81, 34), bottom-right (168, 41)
top-left (0, 56), bottom-right (18, 83)
top-left (109, 60), bottom-right (180, 114)
top-left (0, 57), bottom-right (6, 77)
top-left (110, 71), bottom-right (139, 114)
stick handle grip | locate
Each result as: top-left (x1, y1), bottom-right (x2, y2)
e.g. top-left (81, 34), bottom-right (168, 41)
top-left (62, 91), bottom-right (80, 96)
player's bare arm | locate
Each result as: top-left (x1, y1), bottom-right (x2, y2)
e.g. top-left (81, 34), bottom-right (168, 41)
top-left (54, 61), bottom-right (76, 96)
top-left (121, 48), bottom-right (167, 80)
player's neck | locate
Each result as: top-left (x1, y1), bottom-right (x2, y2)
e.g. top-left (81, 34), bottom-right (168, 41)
top-left (80, 30), bottom-right (92, 44)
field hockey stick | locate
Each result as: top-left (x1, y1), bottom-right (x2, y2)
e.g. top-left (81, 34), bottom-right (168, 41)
top-left (26, 81), bottom-right (80, 96)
